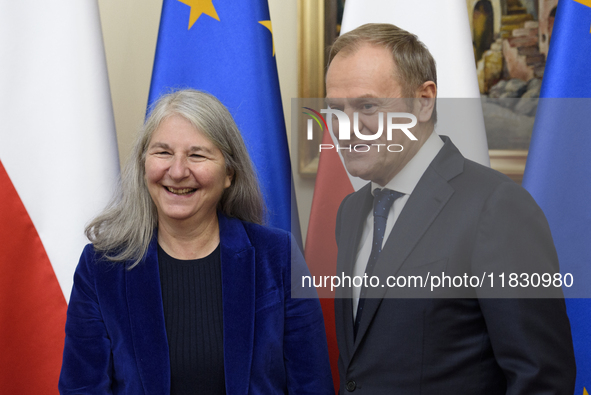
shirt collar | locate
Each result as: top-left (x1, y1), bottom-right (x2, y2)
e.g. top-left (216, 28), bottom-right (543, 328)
top-left (371, 131), bottom-right (444, 196)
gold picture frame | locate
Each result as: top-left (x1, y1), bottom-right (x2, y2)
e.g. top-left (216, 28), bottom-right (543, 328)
top-left (297, 0), bottom-right (329, 177)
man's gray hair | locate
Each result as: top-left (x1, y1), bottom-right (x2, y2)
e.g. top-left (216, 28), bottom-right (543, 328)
top-left (85, 89), bottom-right (265, 268)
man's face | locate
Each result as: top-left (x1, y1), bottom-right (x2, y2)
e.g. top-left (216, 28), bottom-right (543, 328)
top-left (326, 43), bottom-right (429, 186)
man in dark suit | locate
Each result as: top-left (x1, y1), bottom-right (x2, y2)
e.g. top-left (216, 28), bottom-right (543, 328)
top-left (326, 23), bottom-right (576, 394)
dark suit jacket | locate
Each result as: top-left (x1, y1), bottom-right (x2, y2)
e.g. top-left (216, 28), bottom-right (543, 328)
top-left (59, 213), bottom-right (334, 395)
top-left (334, 136), bottom-right (576, 394)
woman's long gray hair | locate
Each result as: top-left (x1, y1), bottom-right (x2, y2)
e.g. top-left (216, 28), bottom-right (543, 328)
top-left (85, 89), bottom-right (266, 268)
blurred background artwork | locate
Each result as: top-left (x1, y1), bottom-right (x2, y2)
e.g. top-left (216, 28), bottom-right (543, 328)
top-left (471, 0), bottom-right (557, 151)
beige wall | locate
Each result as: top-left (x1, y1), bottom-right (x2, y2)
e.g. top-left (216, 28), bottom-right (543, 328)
top-left (97, 0), bottom-right (161, 166)
top-left (97, 0), bottom-right (314, 242)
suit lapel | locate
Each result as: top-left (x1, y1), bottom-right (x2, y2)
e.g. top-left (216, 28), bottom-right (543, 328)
top-left (335, 185), bottom-right (373, 364)
top-left (126, 214), bottom-right (258, 395)
top-left (218, 213), bottom-right (255, 395)
top-left (126, 236), bottom-right (171, 395)
top-left (352, 136), bottom-right (463, 353)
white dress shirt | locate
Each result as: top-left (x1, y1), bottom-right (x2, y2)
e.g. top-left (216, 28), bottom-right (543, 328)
top-left (352, 132), bottom-right (444, 318)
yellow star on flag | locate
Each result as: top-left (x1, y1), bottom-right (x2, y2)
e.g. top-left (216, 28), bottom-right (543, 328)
top-left (178, 0), bottom-right (220, 30)
top-left (584, 387), bottom-right (589, 395)
top-left (259, 20), bottom-right (275, 57)
top-left (574, 0), bottom-right (591, 32)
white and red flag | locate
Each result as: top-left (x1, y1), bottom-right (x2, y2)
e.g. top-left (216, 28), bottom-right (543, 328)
top-left (0, 1), bottom-right (119, 392)
top-left (304, 0), bottom-right (489, 389)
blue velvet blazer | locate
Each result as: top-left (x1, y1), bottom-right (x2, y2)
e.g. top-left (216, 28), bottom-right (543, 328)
top-left (59, 213), bottom-right (334, 394)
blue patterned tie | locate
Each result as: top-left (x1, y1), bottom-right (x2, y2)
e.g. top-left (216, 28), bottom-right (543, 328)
top-left (354, 188), bottom-right (404, 338)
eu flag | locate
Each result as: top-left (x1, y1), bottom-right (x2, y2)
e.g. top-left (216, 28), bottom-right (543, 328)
top-left (148, 0), bottom-right (298, 240)
top-left (523, 1), bottom-right (591, 393)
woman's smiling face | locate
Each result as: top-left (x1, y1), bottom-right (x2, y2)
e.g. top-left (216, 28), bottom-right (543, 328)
top-left (144, 114), bottom-right (232, 227)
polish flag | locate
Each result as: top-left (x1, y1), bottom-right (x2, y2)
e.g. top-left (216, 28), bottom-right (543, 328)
top-left (0, 1), bottom-right (119, 393)
top-left (304, 0), bottom-right (489, 390)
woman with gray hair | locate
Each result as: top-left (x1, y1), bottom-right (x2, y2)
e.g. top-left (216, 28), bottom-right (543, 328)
top-left (59, 89), bottom-right (333, 394)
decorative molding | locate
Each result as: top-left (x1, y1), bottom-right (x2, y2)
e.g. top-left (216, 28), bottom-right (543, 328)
top-left (298, 0), bottom-right (325, 176)
top-left (489, 149), bottom-right (528, 184)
